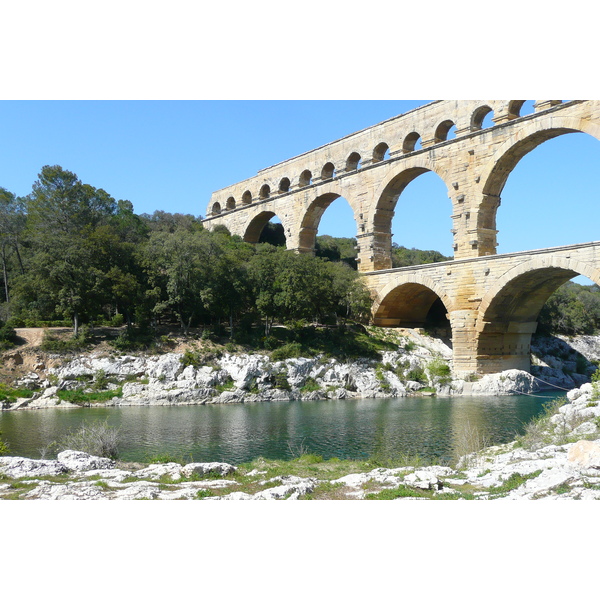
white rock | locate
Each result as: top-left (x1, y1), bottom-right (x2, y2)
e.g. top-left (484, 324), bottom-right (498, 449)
top-left (57, 450), bottom-right (115, 472)
top-left (181, 462), bottom-right (236, 477)
top-left (0, 456), bottom-right (68, 478)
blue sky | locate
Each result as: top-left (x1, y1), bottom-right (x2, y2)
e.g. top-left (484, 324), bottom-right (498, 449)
top-left (2, 99), bottom-right (600, 265)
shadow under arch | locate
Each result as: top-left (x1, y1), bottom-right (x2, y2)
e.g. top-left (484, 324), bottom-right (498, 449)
top-left (477, 115), bottom-right (600, 251)
top-left (476, 256), bottom-right (600, 373)
top-left (371, 165), bottom-right (454, 270)
top-left (298, 192), bottom-right (359, 253)
top-left (372, 275), bottom-right (453, 337)
top-left (244, 210), bottom-right (287, 245)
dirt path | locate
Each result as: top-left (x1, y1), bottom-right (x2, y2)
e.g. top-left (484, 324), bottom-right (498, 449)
top-left (14, 328), bottom-right (71, 349)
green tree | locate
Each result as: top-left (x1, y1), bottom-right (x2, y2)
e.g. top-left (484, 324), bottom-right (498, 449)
top-left (0, 187), bottom-right (26, 311)
top-left (18, 166), bottom-right (120, 334)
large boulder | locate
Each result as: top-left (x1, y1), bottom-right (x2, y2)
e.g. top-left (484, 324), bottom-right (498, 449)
top-left (57, 450), bottom-right (115, 471)
top-left (0, 456), bottom-right (68, 478)
top-left (567, 440), bottom-right (600, 469)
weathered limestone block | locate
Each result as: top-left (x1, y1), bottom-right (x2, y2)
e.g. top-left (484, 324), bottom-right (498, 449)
top-left (567, 440), bottom-right (600, 469)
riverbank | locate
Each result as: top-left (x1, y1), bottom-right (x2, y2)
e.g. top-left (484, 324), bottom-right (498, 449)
top-left (2, 326), bottom-right (598, 410)
top-left (2, 381), bottom-right (599, 499)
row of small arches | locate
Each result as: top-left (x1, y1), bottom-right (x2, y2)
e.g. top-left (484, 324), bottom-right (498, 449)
top-left (210, 101), bottom-right (556, 215)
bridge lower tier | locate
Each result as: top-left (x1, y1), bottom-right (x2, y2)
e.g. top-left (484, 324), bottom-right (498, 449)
top-left (363, 241), bottom-right (600, 374)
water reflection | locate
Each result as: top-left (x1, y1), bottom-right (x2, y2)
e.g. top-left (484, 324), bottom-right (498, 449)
top-left (0, 393), bottom-right (562, 464)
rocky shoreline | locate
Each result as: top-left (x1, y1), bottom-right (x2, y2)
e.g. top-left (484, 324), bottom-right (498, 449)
top-left (2, 381), bottom-right (600, 500)
top-left (3, 330), bottom-right (598, 411)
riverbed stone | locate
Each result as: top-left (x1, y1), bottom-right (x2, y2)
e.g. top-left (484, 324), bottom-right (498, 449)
top-left (181, 462), bottom-right (236, 477)
top-left (0, 456), bottom-right (69, 478)
top-left (57, 450), bottom-right (115, 472)
top-left (567, 440), bottom-right (600, 469)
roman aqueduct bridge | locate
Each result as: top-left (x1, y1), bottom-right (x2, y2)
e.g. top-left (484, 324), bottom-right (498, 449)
top-left (203, 100), bottom-right (600, 375)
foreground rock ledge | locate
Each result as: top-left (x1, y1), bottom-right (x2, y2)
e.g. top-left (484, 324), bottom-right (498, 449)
top-left (2, 382), bottom-right (600, 500)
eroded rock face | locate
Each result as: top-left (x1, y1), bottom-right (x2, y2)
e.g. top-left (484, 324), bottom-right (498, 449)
top-left (567, 440), bottom-right (600, 469)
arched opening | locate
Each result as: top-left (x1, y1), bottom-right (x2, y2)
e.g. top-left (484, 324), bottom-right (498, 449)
top-left (477, 265), bottom-right (582, 373)
top-left (279, 177), bottom-right (291, 193)
top-left (299, 193), bottom-right (358, 265)
top-left (538, 275), bottom-right (600, 337)
top-left (346, 152), bottom-right (361, 171)
top-left (211, 202), bottom-right (222, 215)
top-left (242, 190), bottom-right (252, 205)
top-left (373, 282), bottom-right (451, 338)
top-left (372, 168), bottom-right (453, 270)
top-left (507, 100), bottom-right (536, 119)
top-left (372, 142), bottom-right (390, 163)
top-left (259, 184), bottom-right (271, 199)
top-left (321, 162), bottom-right (336, 180)
top-left (471, 105), bottom-right (494, 131)
top-left (434, 120), bottom-right (457, 143)
top-left (244, 211), bottom-right (287, 245)
top-left (403, 132), bottom-right (422, 153)
top-left (299, 170), bottom-right (312, 187)
top-left (226, 196), bottom-right (236, 211)
top-left (488, 132), bottom-right (600, 255)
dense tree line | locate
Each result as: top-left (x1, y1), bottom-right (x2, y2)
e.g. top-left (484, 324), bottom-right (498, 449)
top-left (0, 166), bottom-right (372, 340)
top-left (538, 281), bottom-right (600, 336)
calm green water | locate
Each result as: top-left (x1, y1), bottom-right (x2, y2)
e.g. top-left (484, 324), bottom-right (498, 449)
top-left (0, 392), bottom-right (563, 465)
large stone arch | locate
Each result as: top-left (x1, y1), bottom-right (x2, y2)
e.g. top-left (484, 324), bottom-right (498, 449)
top-left (296, 188), bottom-right (361, 253)
top-left (372, 274), bottom-right (454, 329)
top-left (368, 160), bottom-right (454, 270)
top-left (476, 256), bottom-right (600, 373)
top-left (243, 210), bottom-right (290, 245)
top-left (476, 115), bottom-right (600, 254)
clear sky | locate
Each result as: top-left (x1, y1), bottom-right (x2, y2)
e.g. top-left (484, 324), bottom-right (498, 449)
top-left (2, 99), bottom-right (600, 264)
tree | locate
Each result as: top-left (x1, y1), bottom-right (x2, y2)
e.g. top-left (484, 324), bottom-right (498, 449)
top-left (19, 166), bottom-right (120, 335)
top-left (0, 187), bottom-right (26, 310)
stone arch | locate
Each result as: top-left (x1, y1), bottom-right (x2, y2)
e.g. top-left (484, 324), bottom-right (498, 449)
top-left (368, 161), bottom-right (454, 270)
top-left (476, 116), bottom-right (600, 253)
top-left (476, 256), bottom-right (600, 372)
top-left (279, 177), bottom-right (291, 193)
top-left (321, 162), bottom-right (336, 180)
top-left (403, 132), bottom-right (421, 153)
top-left (299, 170), bottom-right (312, 187)
top-left (242, 190), bottom-right (252, 205)
top-left (372, 142), bottom-right (390, 163)
top-left (471, 105), bottom-right (494, 131)
top-left (297, 192), bottom-right (358, 253)
top-left (346, 152), bottom-right (361, 171)
top-left (372, 275), bottom-right (453, 330)
top-left (259, 184), bottom-right (271, 199)
top-left (226, 196), bottom-right (236, 211)
top-left (434, 119), bottom-right (456, 143)
top-left (244, 210), bottom-right (288, 244)
top-left (211, 202), bottom-right (222, 215)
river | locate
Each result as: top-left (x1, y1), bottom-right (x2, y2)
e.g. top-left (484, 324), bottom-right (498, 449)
top-left (0, 391), bottom-right (565, 465)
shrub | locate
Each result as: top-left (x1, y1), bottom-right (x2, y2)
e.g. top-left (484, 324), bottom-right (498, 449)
top-left (0, 431), bottom-right (9, 455)
top-left (406, 365), bottom-right (427, 384)
top-left (0, 320), bottom-right (18, 350)
top-left (300, 377), bottom-right (320, 393)
top-left (181, 349), bottom-right (203, 368)
top-left (273, 371), bottom-right (291, 390)
top-left (53, 421), bottom-right (120, 458)
top-left (427, 358), bottom-right (452, 386)
top-left (271, 342), bottom-right (303, 361)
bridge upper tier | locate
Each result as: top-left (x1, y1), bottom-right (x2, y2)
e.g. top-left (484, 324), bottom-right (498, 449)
top-left (203, 100), bottom-right (600, 271)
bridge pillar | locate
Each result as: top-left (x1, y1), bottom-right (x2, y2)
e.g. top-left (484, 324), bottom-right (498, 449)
top-left (448, 309), bottom-right (480, 373)
top-left (475, 321), bottom-right (537, 374)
